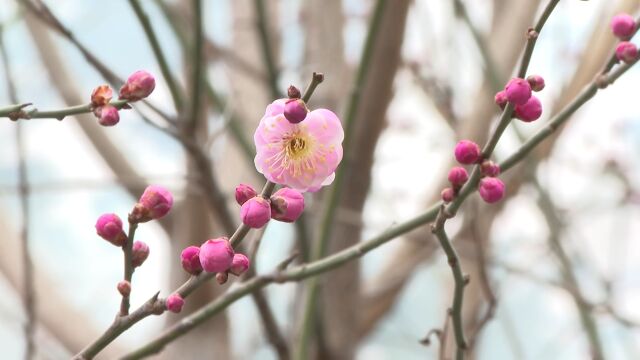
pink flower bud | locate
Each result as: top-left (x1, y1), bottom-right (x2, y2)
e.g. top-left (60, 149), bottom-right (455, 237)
top-left (216, 272), bottom-right (229, 285)
top-left (478, 177), bottom-right (505, 204)
top-left (270, 188), bottom-right (305, 222)
top-left (514, 95), bottom-right (542, 122)
top-left (504, 78), bottom-right (532, 105)
top-left (287, 85), bottom-right (301, 99)
top-left (95, 213), bottom-right (127, 246)
top-left (132, 185), bottom-right (174, 223)
top-left (91, 85), bottom-right (113, 107)
top-left (119, 70), bottom-right (156, 101)
top-left (611, 13), bottom-right (636, 40)
top-left (229, 253), bottom-right (250, 276)
top-left (447, 167), bottom-right (469, 187)
top-left (284, 99), bottom-right (308, 124)
top-left (240, 197), bottom-right (271, 228)
top-left (165, 293), bottom-right (184, 313)
top-left (480, 160), bottom-right (500, 177)
top-left (117, 280), bottom-right (131, 297)
top-left (616, 41), bottom-right (638, 64)
top-left (526, 75), bottom-right (545, 92)
top-left (131, 241), bottom-right (150, 267)
top-left (181, 246), bottom-right (202, 275)
top-left (235, 183), bottom-right (257, 206)
top-left (441, 187), bottom-right (454, 203)
top-left (98, 105), bottom-right (120, 126)
top-left (494, 90), bottom-right (508, 109)
top-left (454, 140), bottom-right (481, 165)
top-left (199, 238), bottom-right (234, 273)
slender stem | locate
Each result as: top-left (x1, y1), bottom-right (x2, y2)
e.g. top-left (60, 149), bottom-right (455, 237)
top-left (0, 99), bottom-right (130, 120)
top-left (154, 0), bottom-right (255, 162)
top-left (452, 0), bottom-right (503, 92)
top-left (296, 1), bottom-right (387, 357)
top-left (128, 0), bottom-right (184, 111)
top-left (253, 0), bottom-right (281, 98)
top-left (1, 23), bottom-right (36, 360)
top-left (301, 72), bottom-right (324, 103)
top-left (431, 207), bottom-right (467, 360)
top-left (119, 221), bottom-right (139, 316)
top-left (516, 0), bottom-right (560, 78)
top-left (187, 0), bottom-right (203, 131)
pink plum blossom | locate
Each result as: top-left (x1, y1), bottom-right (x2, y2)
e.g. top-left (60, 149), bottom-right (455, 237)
top-left (240, 197), bottom-right (271, 228)
top-left (454, 140), bottom-right (481, 165)
top-left (270, 187), bottom-right (305, 222)
top-left (504, 78), bottom-right (532, 105)
top-left (447, 167), bottom-right (469, 187)
top-left (119, 70), bottom-right (156, 101)
top-left (199, 238), bottom-right (234, 273)
top-left (131, 241), bottom-right (150, 267)
top-left (611, 13), bottom-right (636, 40)
top-left (132, 185), bottom-right (174, 222)
top-left (514, 96), bottom-right (543, 122)
top-left (616, 41), bottom-right (638, 64)
top-left (478, 177), bottom-right (505, 204)
top-left (95, 213), bottom-right (126, 246)
top-left (165, 293), bottom-right (184, 313)
top-left (229, 253), bottom-right (250, 276)
top-left (254, 99), bottom-right (344, 192)
top-left (98, 105), bottom-right (120, 127)
top-left (480, 160), bottom-right (501, 177)
top-left (235, 183), bottom-right (257, 205)
top-left (181, 246), bottom-right (202, 275)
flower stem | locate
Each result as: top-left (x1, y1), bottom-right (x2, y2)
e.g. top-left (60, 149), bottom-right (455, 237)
top-left (0, 99), bottom-right (130, 121)
top-left (253, 0), bottom-right (281, 99)
top-left (127, 0), bottom-right (184, 111)
top-left (119, 221), bottom-right (139, 316)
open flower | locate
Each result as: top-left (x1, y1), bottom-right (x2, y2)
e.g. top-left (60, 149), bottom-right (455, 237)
top-left (254, 99), bottom-right (344, 192)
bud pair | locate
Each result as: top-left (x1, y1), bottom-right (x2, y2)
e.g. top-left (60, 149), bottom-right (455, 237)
top-left (90, 85), bottom-right (120, 126)
top-left (235, 184), bottom-right (305, 227)
top-left (188, 239), bottom-right (250, 276)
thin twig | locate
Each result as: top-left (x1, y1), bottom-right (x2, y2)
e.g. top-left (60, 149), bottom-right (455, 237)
top-left (253, 0), bottom-right (281, 98)
top-left (466, 205), bottom-right (498, 350)
top-left (0, 99), bottom-right (130, 120)
top-left (244, 230), bottom-right (290, 360)
top-left (186, 0), bottom-right (203, 132)
top-left (431, 207), bottom-right (468, 360)
top-left (119, 222), bottom-right (139, 316)
top-left (152, 0), bottom-right (255, 162)
top-left (452, 0), bottom-right (503, 92)
top-left (127, 0), bottom-right (184, 112)
top-left (516, 0), bottom-right (560, 78)
top-left (1, 22), bottom-right (36, 360)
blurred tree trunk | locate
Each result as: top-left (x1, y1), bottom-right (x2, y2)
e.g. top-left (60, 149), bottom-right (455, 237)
top-left (314, 1), bottom-right (411, 359)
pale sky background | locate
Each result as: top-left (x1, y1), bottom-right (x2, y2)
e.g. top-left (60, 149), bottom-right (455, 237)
top-left (0, 0), bottom-right (639, 359)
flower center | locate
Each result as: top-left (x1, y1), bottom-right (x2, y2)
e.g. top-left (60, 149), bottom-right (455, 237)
top-left (285, 135), bottom-right (310, 160)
